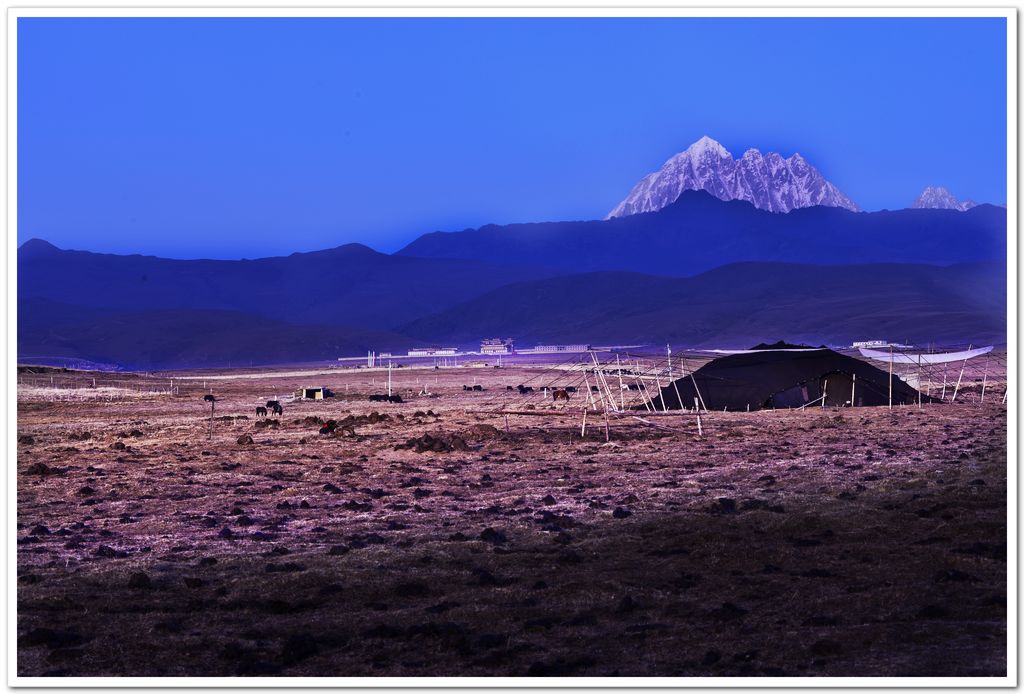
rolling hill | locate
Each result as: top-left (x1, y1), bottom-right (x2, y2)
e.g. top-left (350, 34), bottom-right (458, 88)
top-left (17, 239), bottom-right (554, 329)
top-left (400, 262), bottom-right (1006, 348)
top-left (18, 298), bottom-right (414, 370)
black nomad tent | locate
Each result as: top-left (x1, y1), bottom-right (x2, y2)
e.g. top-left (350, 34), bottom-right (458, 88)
top-left (650, 345), bottom-right (936, 411)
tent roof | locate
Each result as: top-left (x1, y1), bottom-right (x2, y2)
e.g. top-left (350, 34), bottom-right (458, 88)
top-left (652, 348), bottom-right (932, 410)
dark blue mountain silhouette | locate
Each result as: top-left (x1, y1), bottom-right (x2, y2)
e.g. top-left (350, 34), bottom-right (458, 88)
top-left (398, 190), bottom-right (1006, 276)
top-left (17, 190), bottom-right (1007, 368)
top-left (17, 239), bottom-right (555, 329)
top-left (400, 262), bottom-right (1006, 348)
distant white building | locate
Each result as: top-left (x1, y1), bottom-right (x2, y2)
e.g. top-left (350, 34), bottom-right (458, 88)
top-left (408, 347), bottom-right (458, 357)
top-left (518, 344), bottom-right (591, 354)
top-left (851, 340), bottom-right (916, 350)
top-left (480, 338), bottom-right (515, 354)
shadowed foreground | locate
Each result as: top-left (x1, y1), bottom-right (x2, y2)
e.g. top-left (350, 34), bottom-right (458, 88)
top-left (17, 367), bottom-right (1006, 677)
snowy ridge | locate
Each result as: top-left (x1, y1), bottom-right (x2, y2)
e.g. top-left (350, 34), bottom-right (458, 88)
top-left (911, 186), bottom-right (977, 211)
top-left (607, 136), bottom-right (860, 218)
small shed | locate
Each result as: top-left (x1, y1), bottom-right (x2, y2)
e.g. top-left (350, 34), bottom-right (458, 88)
top-left (295, 386), bottom-right (333, 400)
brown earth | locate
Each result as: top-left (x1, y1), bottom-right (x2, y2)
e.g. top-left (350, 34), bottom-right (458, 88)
top-left (16, 363), bottom-right (1007, 678)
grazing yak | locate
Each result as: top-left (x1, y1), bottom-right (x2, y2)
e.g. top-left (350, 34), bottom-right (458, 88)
top-left (552, 389), bottom-right (571, 402)
top-left (368, 394), bottom-right (403, 403)
top-left (517, 385), bottom-right (534, 394)
top-left (255, 406), bottom-right (268, 417)
top-left (266, 400), bottom-right (283, 416)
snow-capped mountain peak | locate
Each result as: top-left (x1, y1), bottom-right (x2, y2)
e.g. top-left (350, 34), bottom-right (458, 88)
top-left (607, 137), bottom-right (860, 218)
top-left (687, 134), bottom-right (731, 159)
top-left (911, 186), bottom-right (977, 211)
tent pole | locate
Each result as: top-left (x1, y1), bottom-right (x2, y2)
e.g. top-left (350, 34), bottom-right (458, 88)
top-left (980, 357), bottom-right (989, 404)
top-left (694, 397), bottom-right (703, 436)
top-left (950, 354), bottom-right (966, 403)
top-left (654, 370), bottom-right (668, 413)
top-left (851, 373), bottom-right (856, 407)
top-left (671, 374), bottom-right (685, 412)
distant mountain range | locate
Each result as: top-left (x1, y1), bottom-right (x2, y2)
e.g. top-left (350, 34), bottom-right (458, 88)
top-left (400, 190), bottom-right (1006, 277)
top-left (607, 136), bottom-right (860, 217)
top-left (17, 149), bottom-right (1008, 369)
top-left (17, 238), bottom-right (556, 329)
top-left (912, 186), bottom-right (978, 211)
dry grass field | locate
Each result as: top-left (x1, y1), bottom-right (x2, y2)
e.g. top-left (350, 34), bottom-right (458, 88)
top-left (16, 360), bottom-right (1007, 678)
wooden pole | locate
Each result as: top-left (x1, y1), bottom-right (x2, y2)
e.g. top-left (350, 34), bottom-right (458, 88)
top-left (616, 354), bottom-right (625, 410)
top-left (694, 397), bottom-right (703, 436)
top-left (888, 344), bottom-right (893, 410)
top-left (637, 375), bottom-right (653, 412)
top-left (821, 379), bottom-right (828, 408)
top-left (851, 373), bottom-right (856, 407)
top-left (917, 355), bottom-right (922, 408)
top-left (580, 408), bottom-right (588, 437)
top-left (583, 372), bottom-right (598, 410)
top-left (690, 372), bottom-right (708, 413)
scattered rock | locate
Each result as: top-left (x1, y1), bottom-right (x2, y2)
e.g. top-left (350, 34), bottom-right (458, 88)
top-left (127, 572), bottom-right (151, 588)
top-left (479, 527), bottom-right (508, 545)
top-left (93, 545), bottom-right (127, 559)
top-left (22, 628), bottom-right (85, 649)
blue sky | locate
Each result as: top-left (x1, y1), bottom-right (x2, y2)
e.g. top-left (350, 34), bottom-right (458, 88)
top-left (18, 17), bottom-right (1007, 258)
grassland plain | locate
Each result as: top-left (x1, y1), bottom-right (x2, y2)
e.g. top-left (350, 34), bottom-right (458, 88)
top-left (16, 363), bottom-right (1006, 677)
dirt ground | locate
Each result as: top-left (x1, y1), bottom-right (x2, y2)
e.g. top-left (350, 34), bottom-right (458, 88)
top-left (16, 362), bottom-right (1008, 678)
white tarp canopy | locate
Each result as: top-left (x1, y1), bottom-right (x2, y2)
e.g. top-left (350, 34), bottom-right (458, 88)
top-left (858, 345), bottom-right (994, 365)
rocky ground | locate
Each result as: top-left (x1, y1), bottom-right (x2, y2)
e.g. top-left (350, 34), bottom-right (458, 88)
top-left (16, 363), bottom-right (1007, 678)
